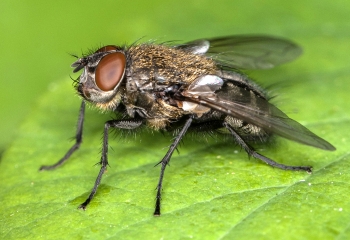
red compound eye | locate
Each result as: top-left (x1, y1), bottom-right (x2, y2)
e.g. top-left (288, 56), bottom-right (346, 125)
top-left (95, 52), bottom-right (126, 91)
top-left (95, 45), bottom-right (118, 53)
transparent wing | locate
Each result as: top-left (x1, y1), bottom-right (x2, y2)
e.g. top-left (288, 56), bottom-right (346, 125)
top-left (182, 90), bottom-right (335, 151)
top-left (176, 35), bottom-right (302, 69)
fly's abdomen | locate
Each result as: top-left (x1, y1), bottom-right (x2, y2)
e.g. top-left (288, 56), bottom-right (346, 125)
top-left (214, 72), bottom-right (271, 142)
top-left (222, 116), bottom-right (270, 142)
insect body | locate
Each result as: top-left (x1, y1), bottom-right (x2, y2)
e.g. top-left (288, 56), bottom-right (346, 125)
top-left (40, 35), bottom-right (335, 216)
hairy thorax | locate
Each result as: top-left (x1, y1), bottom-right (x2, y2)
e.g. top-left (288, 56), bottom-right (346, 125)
top-left (123, 44), bottom-right (218, 129)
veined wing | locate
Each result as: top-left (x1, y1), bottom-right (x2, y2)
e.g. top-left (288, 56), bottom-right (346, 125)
top-left (176, 35), bottom-right (302, 69)
top-left (182, 87), bottom-right (335, 151)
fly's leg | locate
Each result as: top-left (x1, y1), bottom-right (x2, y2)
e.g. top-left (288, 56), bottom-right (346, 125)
top-left (223, 122), bottom-right (312, 173)
top-left (79, 119), bottom-right (143, 210)
top-left (154, 117), bottom-right (193, 216)
top-left (40, 101), bottom-right (86, 171)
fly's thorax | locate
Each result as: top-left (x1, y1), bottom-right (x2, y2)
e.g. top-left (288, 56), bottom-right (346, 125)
top-left (146, 118), bottom-right (169, 130)
top-left (119, 44), bottom-right (219, 121)
top-left (127, 44), bottom-right (218, 87)
top-left (72, 45), bottom-right (127, 111)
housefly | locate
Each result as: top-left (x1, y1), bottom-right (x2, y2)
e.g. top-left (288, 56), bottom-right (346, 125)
top-left (40, 35), bottom-right (336, 216)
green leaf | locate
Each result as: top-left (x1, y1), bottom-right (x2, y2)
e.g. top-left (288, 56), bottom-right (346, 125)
top-left (2, 61), bottom-right (350, 239)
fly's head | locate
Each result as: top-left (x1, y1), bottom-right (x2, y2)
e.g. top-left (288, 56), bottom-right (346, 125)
top-left (71, 45), bottom-right (126, 111)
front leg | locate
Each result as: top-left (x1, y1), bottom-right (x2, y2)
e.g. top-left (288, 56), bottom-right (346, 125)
top-left (40, 100), bottom-right (86, 171)
top-left (79, 119), bottom-right (143, 210)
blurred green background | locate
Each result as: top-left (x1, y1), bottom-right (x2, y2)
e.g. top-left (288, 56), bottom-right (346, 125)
top-left (1, 0), bottom-right (348, 154)
top-left (1, 1), bottom-right (350, 239)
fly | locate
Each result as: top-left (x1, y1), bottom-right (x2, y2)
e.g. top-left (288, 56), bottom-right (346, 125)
top-left (40, 35), bottom-right (336, 216)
